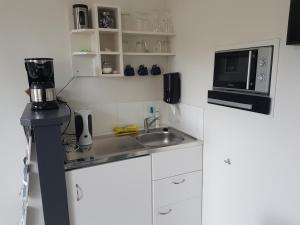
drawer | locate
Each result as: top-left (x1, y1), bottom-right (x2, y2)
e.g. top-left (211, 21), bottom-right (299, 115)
top-left (154, 197), bottom-right (202, 225)
top-left (152, 146), bottom-right (202, 180)
top-left (153, 171), bottom-right (202, 208)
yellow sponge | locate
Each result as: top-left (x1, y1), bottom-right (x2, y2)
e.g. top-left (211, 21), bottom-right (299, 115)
top-left (113, 125), bottom-right (139, 136)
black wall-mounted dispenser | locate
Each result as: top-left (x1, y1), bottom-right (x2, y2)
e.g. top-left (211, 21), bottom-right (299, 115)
top-left (287, 0), bottom-right (300, 45)
top-left (164, 73), bottom-right (181, 104)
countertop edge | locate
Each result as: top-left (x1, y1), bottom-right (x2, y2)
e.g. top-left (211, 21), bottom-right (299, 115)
top-left (65, 138), bottom-right (203, 172)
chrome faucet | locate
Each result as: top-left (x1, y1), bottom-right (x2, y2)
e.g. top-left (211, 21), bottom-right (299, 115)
top-left (144, 116), bottom-right (159, 133)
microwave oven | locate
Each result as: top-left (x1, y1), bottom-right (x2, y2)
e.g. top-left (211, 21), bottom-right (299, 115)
top-left (208, 46), bottom-right (274, 115)
top-left (213, 46), bottom-right (273, 95)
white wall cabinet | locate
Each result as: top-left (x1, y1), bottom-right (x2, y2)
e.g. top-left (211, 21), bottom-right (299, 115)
top-left (65, 156), bottom-right (152, 225)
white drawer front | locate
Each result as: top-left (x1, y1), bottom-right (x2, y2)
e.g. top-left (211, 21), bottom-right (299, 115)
top-left (152, 146), bottom-right (202, 180)
top-left (153, 171), bottom-right (202, 208)
top-left (154, 198), bottom-right (202, 225)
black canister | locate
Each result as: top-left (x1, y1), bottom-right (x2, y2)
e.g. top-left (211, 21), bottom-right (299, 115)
top-left (73, 4), bottom-right (89, 29)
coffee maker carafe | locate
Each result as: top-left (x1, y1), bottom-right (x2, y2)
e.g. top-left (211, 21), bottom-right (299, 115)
top-left (25, 58), bottom-right (59, 110)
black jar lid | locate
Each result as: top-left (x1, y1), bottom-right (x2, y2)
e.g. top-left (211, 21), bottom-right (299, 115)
top-left (25, 58), bottom-right (53, 63)
top-left (25, 58), bottom-right (53, 61)
top-left (73, 4), bottom-right (88, 9)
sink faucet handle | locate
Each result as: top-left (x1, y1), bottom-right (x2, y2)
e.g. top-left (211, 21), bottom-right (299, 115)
top-left (144, 117), bottom-right (150, 132)
top-left (144, 116), bottom-right (157, 133)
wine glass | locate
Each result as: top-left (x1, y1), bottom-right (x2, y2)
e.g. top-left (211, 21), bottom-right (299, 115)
top-left (121, 13), bottom-right (131, 30)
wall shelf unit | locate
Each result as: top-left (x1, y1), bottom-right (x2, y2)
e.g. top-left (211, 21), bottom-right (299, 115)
top-left (72, 52), bottom-right (97, 56)
top-left (122, 30), bottom-right (176, 37)
top-left (71, 29), bottom-right (96, 34)
top-left (100, 74), bottom-right (123, 78)
top-left (123, 52), bottom-right (175, 56)
top-left (99, 28), bottom-right (120, 33)
top-left (69, 3), bottom-right (176, 77)
top-left (100, 51), bottom-right (121, 55)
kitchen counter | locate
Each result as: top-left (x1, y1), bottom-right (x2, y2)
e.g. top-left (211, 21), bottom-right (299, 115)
top-left (64, 127), bottom-right (202, 171)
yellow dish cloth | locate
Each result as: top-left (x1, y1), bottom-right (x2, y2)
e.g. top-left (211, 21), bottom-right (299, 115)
top-left (113, 125), bottom-right (139, 136)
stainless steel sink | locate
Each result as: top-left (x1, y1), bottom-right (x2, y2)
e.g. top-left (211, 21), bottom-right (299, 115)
top-left (136, 131), bottom-right (184, 147)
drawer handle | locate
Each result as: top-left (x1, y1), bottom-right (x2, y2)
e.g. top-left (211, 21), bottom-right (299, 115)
top-left (172, 179), bottom-right (186, 185)
top-left (76, 184), bottom-right (83, 202)
top-left (159, 209), bottom-right (172, 215)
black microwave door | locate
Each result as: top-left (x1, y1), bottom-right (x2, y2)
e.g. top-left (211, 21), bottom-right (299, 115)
top-left (213, 50), bottom-right (250, 90)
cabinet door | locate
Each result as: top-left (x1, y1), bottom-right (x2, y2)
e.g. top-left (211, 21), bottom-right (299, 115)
top-left (66, 156), bottom-right (152, 225)
top-left (154, 198), bottom-right (202, 225)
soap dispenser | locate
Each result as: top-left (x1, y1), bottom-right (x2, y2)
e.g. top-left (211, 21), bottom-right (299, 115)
top-left (149, 106), bottom-right (155, 118)
top-left (164, 73), bottom-right (181, 104)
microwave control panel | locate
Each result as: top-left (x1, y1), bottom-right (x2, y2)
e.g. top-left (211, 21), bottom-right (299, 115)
top-left (255, 47), bottom-right (273, 94)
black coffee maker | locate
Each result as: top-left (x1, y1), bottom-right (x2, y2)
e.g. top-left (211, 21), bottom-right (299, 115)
top-left (25, 58), bottom-right (59, 110)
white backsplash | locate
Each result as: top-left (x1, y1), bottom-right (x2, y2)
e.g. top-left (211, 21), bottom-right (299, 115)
top-left (70, 101), bottom-right (204, 139)
top-left (71, 101), bottom-right (164, 136)
top-left (161, 102), bottom-right (204, 140)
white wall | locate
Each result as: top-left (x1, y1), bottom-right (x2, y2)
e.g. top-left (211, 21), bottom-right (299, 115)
top-left (167, 0), bottom-right (300, 224)
top-left (0, 0), bottom-right (166, 224)
top-left (0, 1), bottom-right (71, 224)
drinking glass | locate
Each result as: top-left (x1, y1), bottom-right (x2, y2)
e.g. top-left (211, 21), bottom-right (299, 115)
top-left (152, 11), bottom-right (174, 33)
top-left (165, 11), bottom-right (174, 33)
top-left (121, 13), bottom-right (131, 30)
top-left (151, 11), bottom-right (161, 32)
top-left (162, 40), bottom-right (168, 53)
top-left (136, 41), bottom-right (143, 52)
top-left (122, 40), bottom-right (129, 52)
top-left (154, 40), bottom-right (163, 53)
top-left (142, 40), bottom-right (151, 52)
top-left (132, 12), bottom-right (145, 31)
top-left (143, 13), bottom-right (153, 31)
